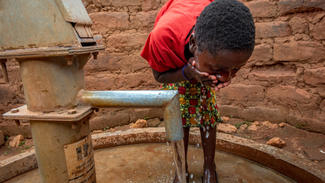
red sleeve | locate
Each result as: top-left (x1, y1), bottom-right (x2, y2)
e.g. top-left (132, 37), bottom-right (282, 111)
top-left (141, 0), bottom-right (212, 72)
top-left (141, 26), bottom-right (186, 72)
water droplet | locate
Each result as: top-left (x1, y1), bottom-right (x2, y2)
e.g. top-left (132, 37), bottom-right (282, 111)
top-left (205, 131), bottom-right (209, 138)
top-left (190, 174), bottom-right (194, 179)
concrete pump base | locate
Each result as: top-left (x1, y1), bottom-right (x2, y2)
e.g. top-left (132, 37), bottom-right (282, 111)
top-left (1, 128), bottom-right (324, 183)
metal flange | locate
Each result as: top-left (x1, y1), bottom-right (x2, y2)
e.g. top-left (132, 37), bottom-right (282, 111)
top-left (3, 105), bottom-right (93, 122)
top-left (0, 45), bottom-right (104, 60)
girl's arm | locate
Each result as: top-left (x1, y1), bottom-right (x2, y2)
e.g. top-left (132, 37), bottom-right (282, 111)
top-left (152, 67), bottom-right (187, 83)
top-left (152, 63), bottom-right (213, 84)
top-left (153, 62), bottom-right (232, 91)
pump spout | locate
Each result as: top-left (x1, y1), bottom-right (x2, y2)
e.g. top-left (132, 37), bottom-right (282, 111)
top-left (78, 90), bottom-right (184, 141)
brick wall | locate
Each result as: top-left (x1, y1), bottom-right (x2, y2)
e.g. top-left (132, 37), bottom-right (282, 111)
top-left (215, 0), bottom-right (325, 133)
top-left (83, 0), bottom-right (325, 133)
top-left (0, 0), bottom-right (324, 135)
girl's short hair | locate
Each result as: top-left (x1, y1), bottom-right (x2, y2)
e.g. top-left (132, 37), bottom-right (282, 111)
top-left (195, 0), bottom-right (255, 55)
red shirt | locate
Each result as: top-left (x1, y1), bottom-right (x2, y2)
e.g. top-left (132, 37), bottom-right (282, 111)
top-left (141, 0), bottom-right (213, 72)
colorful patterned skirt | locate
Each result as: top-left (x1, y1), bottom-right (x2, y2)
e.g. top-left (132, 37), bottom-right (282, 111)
top-left (162, 80), bottom-right (222, 128)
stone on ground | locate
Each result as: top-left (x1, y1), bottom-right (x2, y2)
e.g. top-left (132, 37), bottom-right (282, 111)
top-left (248, 124), bottom-right (258, 131)
top-left (9, 134), bottom-right (24, 147)
top-left (93, 130), bottom-right (103, 133)
top-left (130, 119), bottom-right (147, 128)
top-left (217, 123), bottom-right (237, 133)
top-left (147, 118), bottom-right (161, 127)
top-left (279, 122), bottom-right (286, 128)
top-left (221, 116), bottom-right (230, 122)
top-left (267, 137), bottom-right (286, 148)
top-left (252, 121), bottom-right (261, 126)
top-left (262, 121), bottom-right (278, 129)
top-left (239, 124), bottom-right (248, 131)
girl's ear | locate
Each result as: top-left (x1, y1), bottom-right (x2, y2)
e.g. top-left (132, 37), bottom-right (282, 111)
top-left (189, 33), bottom-right (197, 54)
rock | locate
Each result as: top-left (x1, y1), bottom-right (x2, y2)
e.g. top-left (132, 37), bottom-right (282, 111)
top-left (93, 130), bottom-right (103, 133)
top-left (130, 119), bottom-right (147, 128)
top-left (252, 121), bottom-right (261, 126)
top-left (9, 134), bottom-right (24, 148)
top-left (267, 137), bottom-right (286, 148)
top-left (221, 116), bottom-right (230, 122)
top-left (217, 123), bottom-right (237, 133)
top-left (239, 124), bottom-right (248, 131)
top-left (279, 122), bottom-right (286, 128)
top-left (262, 121), bottom-right (278, 129)
top-left (147, 118), bottom-right (162, 127)
top-left (247, 124), bottom-right (258, 131)
top-left (0, 130), bottom-right (4, 146)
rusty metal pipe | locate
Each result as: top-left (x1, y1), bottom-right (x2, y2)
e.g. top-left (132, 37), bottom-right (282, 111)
top-left (78, 90), bottom-right (184, 141)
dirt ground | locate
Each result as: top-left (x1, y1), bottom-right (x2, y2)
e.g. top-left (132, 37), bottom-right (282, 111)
top-left (1, 117), bottom-right (324, 173)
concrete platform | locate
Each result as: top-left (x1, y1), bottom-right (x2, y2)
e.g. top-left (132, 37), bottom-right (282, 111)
top-left (1, 128), bottom-right (325, 183)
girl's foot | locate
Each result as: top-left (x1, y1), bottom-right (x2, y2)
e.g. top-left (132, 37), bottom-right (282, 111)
top-left (202, 169), bottom-right (218, 183)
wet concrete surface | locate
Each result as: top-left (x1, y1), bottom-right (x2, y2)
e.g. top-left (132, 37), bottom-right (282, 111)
top-left (5, 143), bottom-right (295, 183)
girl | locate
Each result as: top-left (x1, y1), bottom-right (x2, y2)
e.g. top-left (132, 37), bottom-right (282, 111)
top-left (141, 0), bottom-right (255, 182)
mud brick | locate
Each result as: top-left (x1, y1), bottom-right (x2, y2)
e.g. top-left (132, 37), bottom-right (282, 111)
top-left (255, 21), bottom-right (291, 39)
top-left (304, 67), bottom-right (325, 86)
top-left (90, 12), bottom-right (129, 33)
top-left (244, 0), bottom-right (277, 18)
top-left (273, 41), bottom-right (325, 62)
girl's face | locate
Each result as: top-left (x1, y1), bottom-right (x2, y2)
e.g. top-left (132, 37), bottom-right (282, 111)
top-left (193, 49), bottom-right (251, 82)
top-left (189, 33), bottom-right (252, 83)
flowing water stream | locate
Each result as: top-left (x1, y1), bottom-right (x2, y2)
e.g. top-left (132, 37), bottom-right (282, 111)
top-left (171, 140), bottom-right (187, 183)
